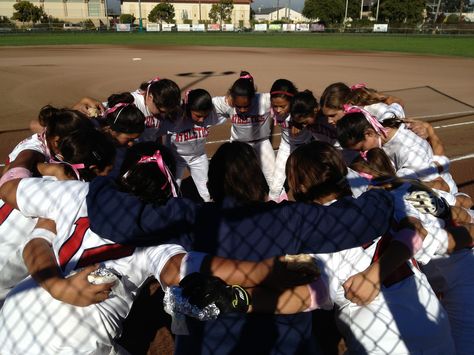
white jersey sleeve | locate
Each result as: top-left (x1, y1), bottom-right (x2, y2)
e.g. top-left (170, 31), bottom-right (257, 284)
top-left (8, 133), bottom-right (49, 163)
top-left (364, 102), bottom-right (405, 122)
top-left (141, 244), bottom-right (186, 289)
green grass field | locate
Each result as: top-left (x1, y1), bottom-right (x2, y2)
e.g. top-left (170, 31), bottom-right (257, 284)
top-left (1, 32), bottom-right (474, 57)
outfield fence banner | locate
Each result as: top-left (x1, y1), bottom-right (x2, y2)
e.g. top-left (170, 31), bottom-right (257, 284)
top-left (282, 24), bottom-right (296, 32)
top-left (222, 24), bottom-right (234, 32)
top-left (192, 24), bottom-right (206, 32)
top-left (116, 24), bottom-right (131, 32)
top-left (373, 24), bottom-right (389, 32)
top-left (254, 24), bottom-right (268, 32)
top-left (296, 23), bottom-right (310, 31)
top-left (310, 23), bottom-right (325, 32)
top-left (146, 23), bottom-right (160, 32)
top-left (207, 24), bottom-right (220, 31)
top-left (269, 24), bottom-right (282, 31)
top-left (177, 24), bottom-right (191, 32)
top-left (162, 24), bottom-right (175, 31)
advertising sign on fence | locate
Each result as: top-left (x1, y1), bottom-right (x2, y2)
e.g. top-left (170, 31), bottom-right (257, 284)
top-left (146, 23), bottom-right (160, 32)
top-left (177, 24), bottom-right (191, 32)
top-left (192, 24), bottom-right (205, 32)
top-left (222, 24), bottom-right (234, 31)
top-left (162, 24), bottom-right (175, 31)
top-left (295, 24), bottom-right (309, 32)
top-left (373, 24), bottom-right (388, 32)
top-left (207, 23), bottom-right (220, 31)
top-left (282, 24), bottom-right (296, 32)
top-left (310, 23), bottom-right (325, 32)
top-left (116, 23), bottom-right (131, 32)
top-left (269, 24), bottom-right (282, 31)
top-left (254, 24), bottom-right (268, 32)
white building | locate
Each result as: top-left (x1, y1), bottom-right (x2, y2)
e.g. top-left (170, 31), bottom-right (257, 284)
top-left (253, 7), bottom-right (308, 23)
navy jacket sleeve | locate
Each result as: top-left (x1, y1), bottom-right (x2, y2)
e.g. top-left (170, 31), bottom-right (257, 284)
top-left (293, 189), bottom-right (394, 253)
top-left (86, 177), bottom-right (198, 245)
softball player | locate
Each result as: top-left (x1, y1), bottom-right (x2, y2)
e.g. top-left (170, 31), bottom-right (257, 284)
top-left (212, 71), bottom-right (276, 186)
top-left (286, 141), bottom-right (456, 354)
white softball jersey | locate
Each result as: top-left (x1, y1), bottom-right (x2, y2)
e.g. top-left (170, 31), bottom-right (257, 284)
top-left (364, 102), bottom-right (406, 122)
top-left (0, 200), bottom-right (37, 303)
top-left (311, 195), bottom-right (454, 354)
top-left (383, 123), bottom-right (440, 182)
top-left (7, 132), bottom-right (50, 164)
top-left (0, 178), bottom-right (186, 354)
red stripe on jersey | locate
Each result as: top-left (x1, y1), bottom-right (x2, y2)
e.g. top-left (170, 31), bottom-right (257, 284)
top-left (0, 203), bottom-right (14, 226)
top-left (58, 217), bottom-right (90, 270)
top-left (76, 244), bottom-right (135, 269)
top-left (370, 233), bottom-right (414, 288)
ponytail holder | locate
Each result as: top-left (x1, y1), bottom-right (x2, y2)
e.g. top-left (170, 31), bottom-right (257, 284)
top-left (270, 91), bottom-right (294, 97)
top-left (240, 74), bottom-right (253, 80)
top-left (343, 105), bottom-right (388, 138)
top-left (350, 83), bottom-right (366, 91)
top-left (137, 150), bottom-right (178, 197)
top-left (360, 150), bottom-right (368, 162)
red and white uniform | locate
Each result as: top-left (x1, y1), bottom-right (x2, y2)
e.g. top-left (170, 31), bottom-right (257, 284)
top-left (269, 112), bottom-right (312, 200)
top-left (213, 94), bottom-right (275, 186)
top-left (0, 179), bottom-right (185, 354)
top-left (7, 131), bottom-right (50, 164)
top-left (364, 102), bottom-right (405, 122)
top-left (162, 110), bottom-right (227, 202)
top-left (311, 193), bottom-right (454, 354)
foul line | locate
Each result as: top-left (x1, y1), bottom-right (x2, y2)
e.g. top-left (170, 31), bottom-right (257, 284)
top-left (433, 120), bottom-right (474, 129)
top-left (451, 153), bottom-right (474, 162)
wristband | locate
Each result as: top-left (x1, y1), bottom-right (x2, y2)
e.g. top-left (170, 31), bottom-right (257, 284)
top-left (392, 228), bottom-right (423, 256)
top-left (29, 228), bottom-right (56, 244)
top-left (179, 251), bottom-right (209, 281)
top-left (230, 284), bottom-right (251, 313)
top-left (303, 278), bottom-right (330, 312)
top-left (0, 167), bottom-right (32, 188)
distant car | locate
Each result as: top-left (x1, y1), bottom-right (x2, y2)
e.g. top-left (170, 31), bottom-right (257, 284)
top-left (63, 23), bottom-right (84, 31)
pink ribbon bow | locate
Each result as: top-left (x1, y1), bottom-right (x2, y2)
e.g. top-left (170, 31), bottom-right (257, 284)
top-left (343, 105), bottom-right (388, 138)
top-left (137, 150), bottom-right (178, 197)
top-left (350, 83), bottom-right (366, 90)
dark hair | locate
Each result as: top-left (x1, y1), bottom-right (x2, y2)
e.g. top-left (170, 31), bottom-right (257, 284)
top-left (208, 142), bottom-right (268, 204)
top-left (185, 89), bottom-right (213, 115)
top-left (350, 147), bottom-right (396, 178)
top-left (38, 105), bottom-right (93, 140)
top-left (228, 71), bottom-right (256, 99)
top-left (139, 78), bottom-right (181, 112)
top-left (103, 92), bottom-right (145, 134)
top-left (290, 90), bottom-right (319, 123)
top-left (286, 141), bottom-right (352, 203)
top-left (270, 79), bottom-right (298, 100)
top-left (118, 142), bottom-right (178, 205)
top-left (58, 128), bottom-right (116, 182)
top-left (320, 82), bottom-right (351, 110)
top-left (336, 112), bottom-right (372, 148)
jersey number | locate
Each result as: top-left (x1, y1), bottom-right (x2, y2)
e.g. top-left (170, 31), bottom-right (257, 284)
top-left (58, 217), bottom-right (134, 271)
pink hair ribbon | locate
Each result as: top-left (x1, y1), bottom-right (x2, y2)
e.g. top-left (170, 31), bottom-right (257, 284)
top-left (145, 76), bottom-right (161, 99)
top-left (343, 105), bottom-right (388, 138)
top-left (358, 172), bottom-right (373, 180)
top-left (350, 83), bottom-right (366, 90)
top-left (48, 157), bottom-right (85, 181)
top-left (360, 150), bottom-right (368, 161)
top-left (137, 150), bottom-right (178, 197)
top-left (240, 73), bottom-right (253, 80)
top-left (103, 102), bottom-right (133, 124)
top-left (184, 89), bottom-right (191, 105)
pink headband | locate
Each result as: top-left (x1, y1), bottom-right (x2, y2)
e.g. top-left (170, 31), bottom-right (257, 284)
top-left (270, 90), bottom-right (294, 97)
top-left (240, 74), bottom-right (253, 80)
top-left (343, 105), bottom-right (388, 138)
top-left (137, 150), bottom-right (178, 197)
top-left (350, 83), bottom-right (366, 90)
top-left (146, 76), bottom-right (161, 99)
top-left (103, 102), bottom-right (133, 124)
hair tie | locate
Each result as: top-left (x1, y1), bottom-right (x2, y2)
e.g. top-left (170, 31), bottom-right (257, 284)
top-left (360, 150), bottom-right (368, 162)
top-left (137, 150), bottom-right (178, 197)
top-left (350, 83), bottom-right (366, 91)
top-left (343, 105), bottom-right (388, 138)
top-left (270, 90), bottom-right (294, 97)
top-left (240, 73), bottom-right (253, 80)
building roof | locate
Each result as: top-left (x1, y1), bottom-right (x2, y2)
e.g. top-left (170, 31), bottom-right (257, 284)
top-left (255, 7), bottom-right (285, 15)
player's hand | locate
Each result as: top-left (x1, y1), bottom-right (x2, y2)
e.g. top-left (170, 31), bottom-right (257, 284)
top-left (290, 125), bottom-right (302, 137)
top-left (263, 255), bottom-right (320, 290)
top-left (180, 273), bottom-right (251, 313)
top-left (72, 97), bottom-right (105, 117)
top-left (49, 264), bottom-right (115, 307)
top-left (404, 190), bottom-right (451, 219)
top-left (343, 264), bottom-right (381, 306)
top-left (404, 119), bottom-right (431, 140)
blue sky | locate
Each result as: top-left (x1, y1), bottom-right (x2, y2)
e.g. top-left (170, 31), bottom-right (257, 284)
top-left (251, 0), bottom-right (305, 13)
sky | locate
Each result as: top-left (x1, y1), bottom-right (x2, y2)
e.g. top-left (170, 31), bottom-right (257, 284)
top-left (251, 0), bottom-right (305, 13)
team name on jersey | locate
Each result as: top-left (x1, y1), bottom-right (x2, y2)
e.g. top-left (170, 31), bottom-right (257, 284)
top-left (174, 127), bottom-right (209, 143)
top-left (231, 114), bottom-right (266, 125)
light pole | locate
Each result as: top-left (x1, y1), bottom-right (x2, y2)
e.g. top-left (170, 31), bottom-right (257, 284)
top-left (138, 0), bottom-right (143, 31)
top-left (360, 0), bottom-right (363, 20)
top-left (344, 0), bottom-right (348, 26)
top-left (376, 0), bottom-right (380, 21)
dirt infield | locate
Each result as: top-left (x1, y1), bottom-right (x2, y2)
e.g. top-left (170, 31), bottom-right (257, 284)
top-left (1, 44), bottom-right (473, 194)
